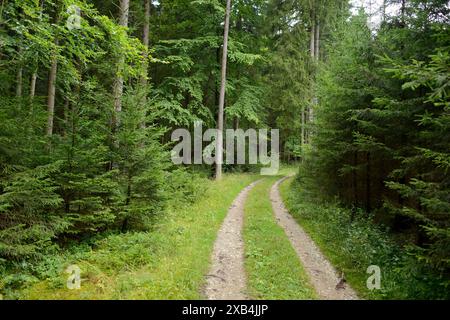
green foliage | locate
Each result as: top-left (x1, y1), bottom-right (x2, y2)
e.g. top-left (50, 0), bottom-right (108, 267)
top-left (302, 1), bottom-right (450, 296)
top-left (281, 176), bottom-right (450, 299)
top-left (1, 0), bottom-right (448, 301)
top-left (0, 162), bottom-right (67, 260)
top-left (16, 174), bottom-right (257, 300)
top-left (0, 0), bottom-right (199, 278)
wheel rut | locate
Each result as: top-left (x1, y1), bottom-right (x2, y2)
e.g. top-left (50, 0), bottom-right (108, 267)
top-left (270, 176), bottom-right (359, 300)
top-left (203, 180), bottom-right (260, 300)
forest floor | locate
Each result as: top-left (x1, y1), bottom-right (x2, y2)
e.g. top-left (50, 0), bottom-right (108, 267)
top-left (18, 168), bottom-right (360, 300)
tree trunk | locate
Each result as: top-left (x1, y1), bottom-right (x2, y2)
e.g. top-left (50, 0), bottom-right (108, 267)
top-left (30, 72), bottom-right (37, 99)
top-left (307, 15), bottom-right (316, 138)
top-left (119, 0), bottom-right (130, 27)
top-left (16, 67), bottom-right (23, 97)
top-left (139, 0), bottom-right (150, 130)
top-left (215, 0), bottom-right (232, 181)
top-left (63, 98), bottom-right (70, 137)
top-left (314, 20), bottom-right (320, 61)
top-left (141, 0), bottom-right (150, 87)
top-left (46, 46), bottom-right (58, 137)
top-left (234, 117), bottom-right (239, 130)
top-left (401, 0), bottom-right (406, 25)
top-left (366, 152), bottom-right (371, 213)
top-left (301, 106), bottom-right (305, 146)
top-left (112, 0), bottom-right (130, 128)
top-left (310, 20), bottom-right (315, 58)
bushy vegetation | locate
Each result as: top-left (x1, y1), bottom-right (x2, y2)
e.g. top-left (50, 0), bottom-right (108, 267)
top-left (301, 0), bottom-right (450, 296)
top-left (280, 176), bottom-right (450, 300)
top-left (14, 174), bottom-right (257, 300)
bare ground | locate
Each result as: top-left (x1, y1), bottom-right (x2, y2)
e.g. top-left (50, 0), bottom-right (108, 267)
top-left (203, 180), bottom-right (260, 300)
top-left (270, 176), bottom-right (359, 300)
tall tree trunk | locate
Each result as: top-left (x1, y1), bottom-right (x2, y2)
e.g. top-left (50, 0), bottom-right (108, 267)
top-left (46, 3), bottom-right (60, 138)
top-left (310, 20), bottom-right (315, 58)
top-left (46, 43), bottom-right (58, 137)
top-left (112, 0), bottom-right (130, 129)
top-left (314, 20), bottom-right (320, 61)
top-left (114, 0), bottom-right (130, 231)
top-left (141, 0), bottom-right (150, 87)
top-left (306, 17), bottom-right (316, 144)
top-left (215, 0), bottom-right (232, 181)
top-left (139, 0), bottom-right (150, 130)
top-left (233, 14), bottom-right (243, 132)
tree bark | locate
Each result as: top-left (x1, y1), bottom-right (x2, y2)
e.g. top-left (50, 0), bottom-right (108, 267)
top-left (234, 117), bottom-right (239, 131)
top-left (366, 152), bottom-right (371, 213)
top-left (45, 2), bottom-right (61, 138)
top-left (141, 0), bottom-right (150, 87)
top-left (112, 0), bottom-right (130, 126)
top-left (119, 0), bottom-right (130, 27)
top-left (310, 20), bottom-right (315, 58)
top-left (314, 20), bottom-right (320, 61)
top-left (307, 15), bottom-right (316, 136)
top-left (46, 45), bottom-right (58, 137)
top-left (301, 106), bottom-right (305, 146)
top-left (30, 72), bottom-right (37, 99)
top-left (16, 67), bottom-right (23, 97)
top-left (139, 0), bottom-right (151, 130)
top-left (215, 0), bottom-right (232, 181)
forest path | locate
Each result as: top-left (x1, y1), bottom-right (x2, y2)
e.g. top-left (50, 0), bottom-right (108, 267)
top-left (271, 176), bottom-right (359, 300)
top-left (203, 180), bottom-right (261, 300)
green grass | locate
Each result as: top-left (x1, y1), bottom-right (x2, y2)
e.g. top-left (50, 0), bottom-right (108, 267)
top-left (279, 176), bottom-right (450, 300)
top-left (243, 176), bottom-right (317, 300)
top-left (20, 174), bottom-right (260, 300)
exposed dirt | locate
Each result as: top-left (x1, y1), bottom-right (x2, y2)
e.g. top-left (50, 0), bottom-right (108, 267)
top-left (270, 176), bottom-right (359, 300)
top-left (203, 181), bottom-right (260, 300)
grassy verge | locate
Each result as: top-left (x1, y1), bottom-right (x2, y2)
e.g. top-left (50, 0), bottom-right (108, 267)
top-left (279, 175), bottom-right (449, 300)
top-left (19, 174), bottom-right (259, 300)
top-left (243, 176), bottom-right (316, 300)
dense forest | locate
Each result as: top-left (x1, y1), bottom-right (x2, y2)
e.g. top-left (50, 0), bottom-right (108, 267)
top-left (0, 0), bottom-right (449, 300)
